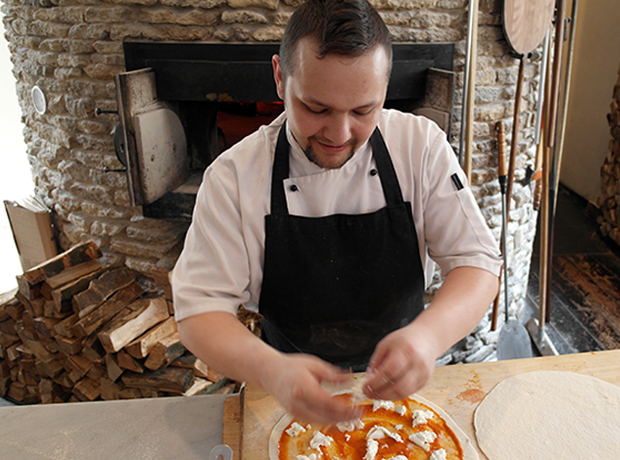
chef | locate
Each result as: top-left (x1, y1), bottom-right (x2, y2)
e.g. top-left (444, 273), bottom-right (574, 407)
top-left (172, 0), bottom-right (501, 423)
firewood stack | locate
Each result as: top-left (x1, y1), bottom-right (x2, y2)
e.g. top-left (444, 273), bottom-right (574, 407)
top-left (0, 241), bottom-right (259, 404)
top-left (598, 63), bottom-right (620, 246)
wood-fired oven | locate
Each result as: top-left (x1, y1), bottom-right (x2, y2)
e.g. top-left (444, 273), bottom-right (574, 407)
top-left (112, 42), bottom-right (455, 220)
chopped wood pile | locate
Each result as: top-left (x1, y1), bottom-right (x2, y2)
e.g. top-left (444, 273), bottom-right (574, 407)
top-left (599, 63), bottom-right (620, 246)
top-left (0, 241), bottom-right (260, 404)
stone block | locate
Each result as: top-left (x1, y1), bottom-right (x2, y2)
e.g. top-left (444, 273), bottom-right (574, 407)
top-left (68, 181), bottom-right (113, 205)
top-left (83, 63), bottom-right (125, 80)
top-left (110, 235), bottom-right (184, 260)
top-left (140, 8), bottom-right (218, 26)
top-left (221, 10), bottom-right (268, 24)
top-left (252, 26), bottom-right (283, 42)
top-left (84, 7), bottom-right (139, 23)
top-left (81, 201), bottom-right (133, 220)
top-left (57, 53), bottom-right (91, 67)
top-left (77, 119), bottom-right (110, 135)
top-left (38, 38), bottom-right (68, 52)
top-left (126, 218), bottom-right (189, 243)
top-left (68, 23), bottom-right (110, 40)
top-left (160, 0), bottom-right (226, 8)
top-left (55, 67), bottom-right (83, 79)
top-left (91, 219), bottom-right (128, 237)
top-left (68, 40), bottom-right (95, 55)
top-left (92, 40), bottom-right (124, 55)
top-left (227, 0), bottom-right (279, 10)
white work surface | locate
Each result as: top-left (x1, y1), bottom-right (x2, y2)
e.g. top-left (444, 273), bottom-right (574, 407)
top-left (0, 394), bottom-right (227, 460)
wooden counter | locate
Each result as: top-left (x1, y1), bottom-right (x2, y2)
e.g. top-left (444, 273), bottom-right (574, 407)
top-left (223, 349), bottom-right (620, 460)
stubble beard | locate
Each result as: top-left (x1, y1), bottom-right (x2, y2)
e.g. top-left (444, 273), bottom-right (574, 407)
top-left (303, 137), bottom-right (359, 169)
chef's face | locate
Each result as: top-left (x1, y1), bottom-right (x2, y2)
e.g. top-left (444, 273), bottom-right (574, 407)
top-left (272, 38), bottom-right (389, 169)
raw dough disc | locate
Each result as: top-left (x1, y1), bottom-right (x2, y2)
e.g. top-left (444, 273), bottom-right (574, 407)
top-left (474, 371), bottom-right (620, 460)
top-left (270, 392), bottom-right (479, 460)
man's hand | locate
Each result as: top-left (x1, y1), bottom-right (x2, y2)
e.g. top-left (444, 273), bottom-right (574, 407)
top-left (362, 323), bottom-right (437, 400)
top-left (262, 353), bottom-right (362, 424)
top-left (363, 266), bottom-right (499, 400)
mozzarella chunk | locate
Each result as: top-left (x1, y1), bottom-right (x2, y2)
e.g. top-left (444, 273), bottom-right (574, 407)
top-left (309, 431), bottom-right (332, 450)
top-left (363, 439), bottom-right (379, 460)
top-left (430, 449), bottom-right (448, 460)
top-left (336, 418), bottom-right (365, 432)
top-left (411, 409), bottom-right (435, 426)
top-left (409, 430), bottom-right (437, 452)
top-left (286, 422), bottom-right (307, 438)
top-left (372, 400), bottom-right (395, 412)
top-left (366, 425), bottom-right (403, 443)
top-left (296, 455), bottom-right (317, 460)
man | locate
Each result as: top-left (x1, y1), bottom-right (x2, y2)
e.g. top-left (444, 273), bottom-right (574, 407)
top-left (172, 0), bottom-right (501, 424)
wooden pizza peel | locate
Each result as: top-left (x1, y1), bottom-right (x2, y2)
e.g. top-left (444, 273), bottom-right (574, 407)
top-left (490, 0), bottom-right (556, 358)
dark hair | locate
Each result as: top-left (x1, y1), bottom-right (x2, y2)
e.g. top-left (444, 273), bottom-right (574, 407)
top-left (279, 0), bottom-right (392, 79)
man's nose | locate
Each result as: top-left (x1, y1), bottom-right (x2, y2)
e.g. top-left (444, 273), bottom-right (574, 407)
top-left (323, 113), bottom-right (352, 145)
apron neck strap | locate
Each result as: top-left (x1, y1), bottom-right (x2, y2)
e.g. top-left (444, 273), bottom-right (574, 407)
top-left (270, 122), bottom-right (405, 215)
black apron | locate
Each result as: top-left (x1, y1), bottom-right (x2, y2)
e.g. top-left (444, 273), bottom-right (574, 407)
top-left (258, 123), bottom-right (425, 371)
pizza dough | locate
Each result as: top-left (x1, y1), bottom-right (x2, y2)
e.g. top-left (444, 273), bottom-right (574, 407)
top-left (270, 391), bottom-right (479, 460)
top-left (474, 371), bottom-right (620, 460)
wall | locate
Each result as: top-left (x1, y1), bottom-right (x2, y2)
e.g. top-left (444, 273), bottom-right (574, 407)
top-left (561, 0), bottom-right (620, 203)
top-left (0, 0), bottom-right (544, 363)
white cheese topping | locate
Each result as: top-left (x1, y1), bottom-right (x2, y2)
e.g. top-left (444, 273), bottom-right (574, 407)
top-left (336, 418), bottom-right (365, 432)
top-left (372, 400), bottom-right (395, 412)
top-left (366, 425), bottom-right (403, 443)
top-left (389, 456), bottom-right (409, 460)
top-left (395, 405), bottom-right (407, 416)
top-left (363, 439), bottom-right (379, 460)
top-left (411, 409), bottom-right (435, 426)
top-left (409, 430), bottom-right (437, 452)
top-left (430, 449), bottom-right (448, 460)
top-left (296, 455), bottom-right (317, 460)
top-left (309, 431), bottom-right (333, 450)
top-left (286, 422), bottom-right (307, 438)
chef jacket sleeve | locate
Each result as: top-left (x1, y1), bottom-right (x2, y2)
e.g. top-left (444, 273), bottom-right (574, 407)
top-left (421, 130), bottom-right (502, 278)
top-left (171, 164), bottom-right (251, 321)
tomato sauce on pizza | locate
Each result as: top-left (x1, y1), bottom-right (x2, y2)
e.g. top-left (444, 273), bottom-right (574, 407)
top-left (278, 394), bottom-right (464, 460)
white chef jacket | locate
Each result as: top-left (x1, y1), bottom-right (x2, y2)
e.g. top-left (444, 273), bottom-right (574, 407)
top-left (172, 109), bottom-right (502, 321)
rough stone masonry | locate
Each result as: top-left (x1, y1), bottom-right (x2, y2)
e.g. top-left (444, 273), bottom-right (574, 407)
top-left (1, 0), bottom-right (545, 363)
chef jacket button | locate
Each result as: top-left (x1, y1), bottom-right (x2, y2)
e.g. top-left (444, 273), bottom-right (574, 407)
top-left (290, 184), bottom-right (299, 192)
top-left (370, 168), bottom-right (378, 176)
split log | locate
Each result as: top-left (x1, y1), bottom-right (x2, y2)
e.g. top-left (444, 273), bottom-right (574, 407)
top-left (73, 267), bottom-right (138, 315)
top-left (124, 316), bottom-right (177, 359)
top-left (144, 331), bottom-right (186, 370)
top-left (171, 352), bottom-right (223, 382)
top-left (183, 377), bottom-right (213, 396)
top-left (122, 367), bottom-right (194, 394)
top-left (105, 353), bottom-right (123, 382)
top-left (71, 281), bottom-right (144, 337)
top-left (117, 349), bottom-right (145, 373)
top-left (22, 241), bottom-right (102, 285)
top-left (73, 376), bottom-right (100, 401)
top-left (51, 268), bottom-right (103, 315)
top-left (41, 260), bottom-right (102, 300)
top-left (98, 296), bottom-right (169, 354)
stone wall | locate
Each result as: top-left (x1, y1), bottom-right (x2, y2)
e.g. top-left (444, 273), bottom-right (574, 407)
top-left (1, 0), bottom-right (543, 363)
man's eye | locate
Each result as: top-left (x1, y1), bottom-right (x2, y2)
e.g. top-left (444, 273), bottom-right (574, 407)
top-left (304, 104), bottom-right (326, 114)
top-left (354, 108), bottom-right (374, 116)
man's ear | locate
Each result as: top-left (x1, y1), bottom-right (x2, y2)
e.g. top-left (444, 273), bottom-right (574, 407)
top-left (272, 54), bottom-right (284, 100)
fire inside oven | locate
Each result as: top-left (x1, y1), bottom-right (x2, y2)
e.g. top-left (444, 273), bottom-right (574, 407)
top-left (116, 42), bottom-right (454, 220)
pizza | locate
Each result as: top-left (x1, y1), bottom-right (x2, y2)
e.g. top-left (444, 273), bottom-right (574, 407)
top-left (270, 389), bottom-right (478, 460)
